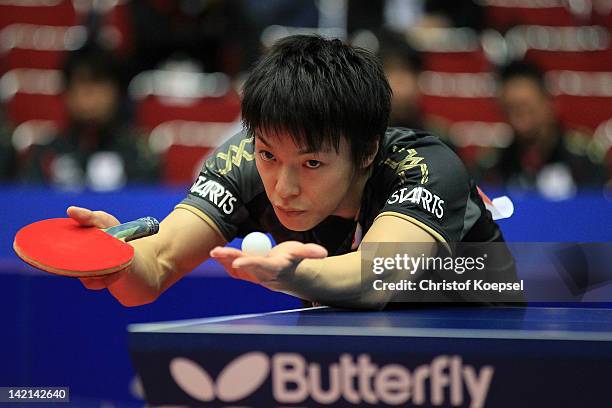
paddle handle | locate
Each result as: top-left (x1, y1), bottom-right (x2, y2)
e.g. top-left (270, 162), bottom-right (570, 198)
top-left (103, 217), bottom-right (160, 242)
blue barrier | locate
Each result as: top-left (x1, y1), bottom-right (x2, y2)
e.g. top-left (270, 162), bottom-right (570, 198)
top-left (1, 185), bottom-right (611, 404)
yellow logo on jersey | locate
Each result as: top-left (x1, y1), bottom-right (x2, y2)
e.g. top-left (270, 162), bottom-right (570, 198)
top-left (209, 137), bottom-right (255, 175)
top-left (384, 147), bottom-right (429, 184)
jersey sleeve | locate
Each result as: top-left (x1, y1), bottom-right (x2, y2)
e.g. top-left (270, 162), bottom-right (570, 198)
top-left (375, 139), bottom-right (473, 249)
top-left (176, 130), bottom-right (262, 242)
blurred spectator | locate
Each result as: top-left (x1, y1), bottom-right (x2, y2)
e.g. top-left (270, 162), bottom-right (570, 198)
top-left (348, 0), bottom-right (484, 35)
top-left (21, 47), bottom-right (159, 191)
top-left (0, 113), bottom-right (17, 181)
top-left (492, 61), bottom-right (606, 198)
top-left (241, 0), bottom-right (318, 30)
top-left (348, 0), bottom-right (422, 35)
top-left (347, 0), bottom-right (385, 35)
top-left (378, 31), bottom-right (425, 130)
top-left (126, 0), bottom-right (257, 78)
top-left (383, 0), bottom-right (425, 34)
top-left (421, 0), bottom-right (484, 30)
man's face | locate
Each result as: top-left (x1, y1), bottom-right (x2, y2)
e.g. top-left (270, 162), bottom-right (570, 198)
top-left (255, 131), bottom-right (359, 231)
top-left (499, 77), bottom-right (554, 139)
top-left (65, 77), bottom-right (119, 125)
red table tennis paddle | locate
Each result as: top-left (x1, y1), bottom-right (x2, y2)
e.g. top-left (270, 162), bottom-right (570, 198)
top-left (13, 217), bottom-right (159, 277)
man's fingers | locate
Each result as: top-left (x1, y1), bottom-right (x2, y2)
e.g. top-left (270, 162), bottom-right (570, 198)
top-left (230, 242), bottom-right (327, 275)
top-left (232, 256), bottom-right (271, 270)
top-left (272, 241), bottom-right (328, 260)
top-left (79, 271), bottom-right (123, 290)
top-left (66, 206), bottom-right (120, 229)
top-left (217, 257), bottom-right (258, 283)
top-left (209, 247), bottom-right (250, 280)
top-left (210, 246), bottom-right (243, 258)
top-left (67, 206), bottom-right (96, 226)
top-left (300, 243), bottom-right (328, 259)
top-left (93, 210), bottom-right (121, 229)
top-left (212, 241), bottom-right (328, 285)
top-left (228, 264), bottom-right (260, 283)
top-left (79, 277), bottom-right (107, 290)
top-left (103, 271), bottom-right (123, 286)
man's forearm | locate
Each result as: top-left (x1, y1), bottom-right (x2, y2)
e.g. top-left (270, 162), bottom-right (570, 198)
top-left (103, 208), bottom-right (225, 307)
top-left (266, 251), bottom-right (389, 310)
top-left (106, 237), bottom-right (169, 306)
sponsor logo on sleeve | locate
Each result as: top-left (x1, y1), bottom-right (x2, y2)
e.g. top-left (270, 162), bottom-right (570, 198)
top-left (383, 148), bottom-right (429, 184)
top-left (212, 137), bottom-right (255, 175)
top-left (190, 174), bottom-right (237, 215)
top-left (387, 186), bottom-right (445, 219)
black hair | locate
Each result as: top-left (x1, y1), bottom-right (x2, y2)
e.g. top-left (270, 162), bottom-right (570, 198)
top-left (63, 46), bottom-right (123, 88)
top-left (498, 61), bottom-right (548, 94)
top-left (242, 35), bottom-right (391, 167)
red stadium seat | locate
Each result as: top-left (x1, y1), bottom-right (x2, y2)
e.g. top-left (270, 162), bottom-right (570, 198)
top-left (2, 69), bottom-right (67, 127)
top-left (100, 1), bottom-right (134, 56)
top-left (163, 145), bottom-right (213, 185)
top-left (556, 95), bottom-right (612, 131)
top-left (421, 95), bottom-right (510, 169)
top-left (591, 8), bottom-right (612, 29)
top-left (504, 25), bottom-right (610, 72)
top-left (419, 71), bottom-right (504, 123)
top-left (546, 70), bottom-right (612, 131)
top-left (6, 92), bottom-right (67, 128)
top-left (408, 28), bottom-right (492, 73)
top-left (135, 91), bottom-right (242, 131)
top-left (422, 50), bottom-right (493, 73)
top-left (485, 4), bottom-right (577, 31)
top-left (2, 48), bottom-right (68, 72)
top-left (418, 69), bottom-right (508, 164)
top-left (0, 0), bottom-right (77, 29)
top-left (11, 119), bottom-right (59, 152)
top-left (147, 120), bottom-right (241, 185)
top-left (129, 69), bottom-right (242, 184)
top-left (421, 95), bottom-right (505, 123)
top-left (583, 1), bottom-right (612, 28)
top-left (0, 24), bottom-right (86, 73)
top-left (526, 48), bottom-right (612, 72)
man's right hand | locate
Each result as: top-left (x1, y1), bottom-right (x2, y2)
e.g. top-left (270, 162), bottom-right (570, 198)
top-left (66, 206), bottom-right (124, 290)
top-left (64, 206), bottom-right (227, 306)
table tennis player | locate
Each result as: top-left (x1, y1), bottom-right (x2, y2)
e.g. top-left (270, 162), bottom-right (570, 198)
top-left (68, 35), bottom-right (517, 309)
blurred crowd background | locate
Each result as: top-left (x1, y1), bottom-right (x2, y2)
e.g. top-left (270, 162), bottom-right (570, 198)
top-left (1, 3), bottom-right (611, 404)
top-left (0, 0), bottom-right (611, 200)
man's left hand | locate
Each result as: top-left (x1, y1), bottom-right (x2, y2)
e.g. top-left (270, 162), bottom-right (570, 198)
top-left (209, 241), bottom-right (327, 285)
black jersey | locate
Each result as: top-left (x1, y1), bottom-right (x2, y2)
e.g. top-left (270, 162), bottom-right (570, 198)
top-left (178, 127), bottom-right (506, 254)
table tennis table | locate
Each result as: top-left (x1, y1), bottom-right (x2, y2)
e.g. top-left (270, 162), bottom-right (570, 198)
top-left (129, 306), bottom-right (612, 407)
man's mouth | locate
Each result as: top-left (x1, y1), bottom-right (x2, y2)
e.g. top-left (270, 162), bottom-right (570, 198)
top-left (274, 205), bottom-right (306, 217)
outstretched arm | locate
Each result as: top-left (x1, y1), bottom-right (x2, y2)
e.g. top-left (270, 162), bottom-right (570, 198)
top-left (68, 206), bottom-right (226, 306)
top-left (210, 214), bottom-right (437, 310)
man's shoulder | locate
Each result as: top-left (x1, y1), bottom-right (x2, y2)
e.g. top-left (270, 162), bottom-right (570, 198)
top-left (365, 128), bottom-right (480, 245)
top-left (376, 127), bottom-right (468, 185)
top-left (195, 129), bottom-right (264, 203)
top-left (381, 127), bottom-right (421, 147)
top-left (380, 127), bottom-right (454, 157)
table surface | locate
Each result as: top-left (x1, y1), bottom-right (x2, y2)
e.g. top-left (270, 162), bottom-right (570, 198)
top-left (129, 305), bottom-right (612, 342)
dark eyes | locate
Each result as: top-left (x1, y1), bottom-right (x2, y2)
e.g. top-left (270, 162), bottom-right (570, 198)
top-left (305, 160), bottom-right (321, 169)
top-left (258, 151), bottom-right (322, 169)
top-left (259, 150), bottom-right (275, 161)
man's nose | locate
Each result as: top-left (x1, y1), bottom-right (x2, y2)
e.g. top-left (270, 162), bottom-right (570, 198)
top-left (275, 166), bottom-right (300, 199)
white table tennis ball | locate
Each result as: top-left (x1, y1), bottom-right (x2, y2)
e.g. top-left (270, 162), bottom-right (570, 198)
top-left (241, 232), bottom-right (273, 256)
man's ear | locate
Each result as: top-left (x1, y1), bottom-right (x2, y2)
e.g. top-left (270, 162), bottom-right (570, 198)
top-left (362, 139), bottom-right (379, 169)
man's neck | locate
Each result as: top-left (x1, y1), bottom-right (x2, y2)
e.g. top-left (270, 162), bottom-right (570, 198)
top-left (332, 166), bottom-right (372, 220)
